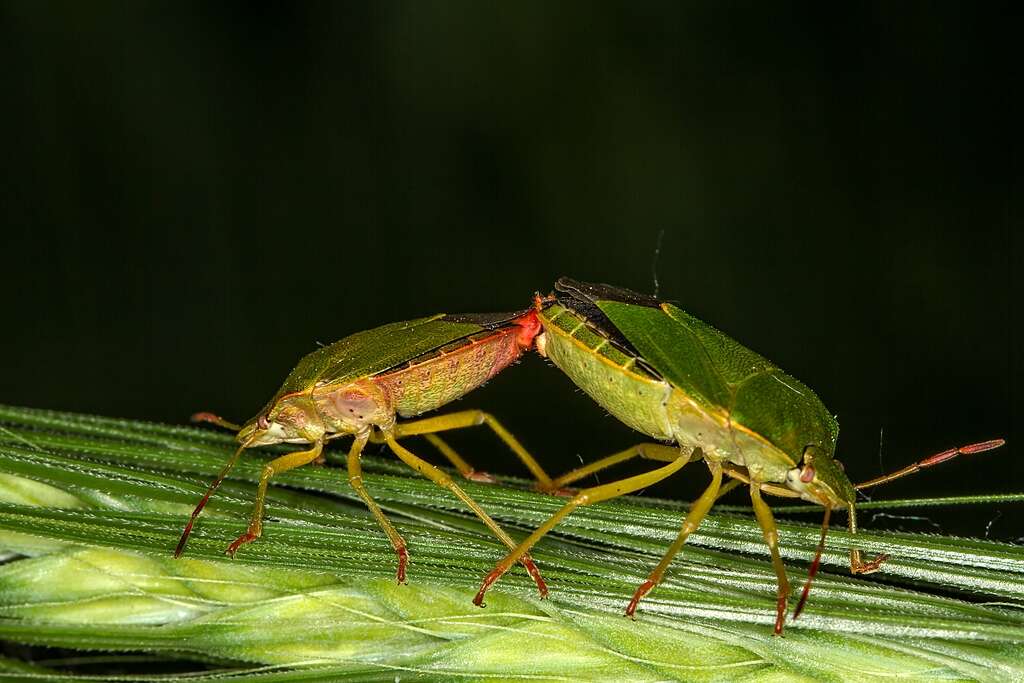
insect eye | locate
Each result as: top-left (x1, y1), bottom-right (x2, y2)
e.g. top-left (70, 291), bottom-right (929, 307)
top-left (799, 466), bottom-right (816, 483)
top-left (257, 415), bottom-right (269, 430)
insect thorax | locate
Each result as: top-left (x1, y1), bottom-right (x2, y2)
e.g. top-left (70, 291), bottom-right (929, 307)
top-left (312, 379), bottom-right (396, 436)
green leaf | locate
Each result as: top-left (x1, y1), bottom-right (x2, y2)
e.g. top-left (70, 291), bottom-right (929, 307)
top-left (0, 404), bottom-right (1022, 681)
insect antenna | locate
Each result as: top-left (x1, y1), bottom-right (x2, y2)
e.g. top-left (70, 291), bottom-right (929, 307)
top-left (854, 439), bottom-right (1005, 490)
top-left (650, 228), bottom-right (665, 297)
top-left (191, 411), bottom-right (242, 431)
top-left (174, 440), bottom-right (249, 557)
top-left (793, 505), bottom-right (831, 621)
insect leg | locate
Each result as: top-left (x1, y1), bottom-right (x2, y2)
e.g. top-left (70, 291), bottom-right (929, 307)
top-left (175, 441), bottom-right (248, 557)
top-left (547, 443), bottom-right (688, 491)
top-left (749, 484), bottom-right (790, 635)
top-left (226, 440), bottom-right (324, 557)
top-left (720, 465), bottom-right (799, 499)
top-left (368, 428), bottom-right (488, 481)
top-left (793, 506), bottom-right (832, 622)
top-left (386, 410), bottom-right (556, 489)
top-left (846, 502), bottom-right (888, 575)
top-left (625, 461), bottom-right (722, 618)
top-left (713, 478), bottom-right (743, 501)
top-left (426, 434), bottom-right (496, 482)
top-left (346, 432), bottom-right (410, 583)
top-left (475, 450), bottom-right (696, 607)
top-left (382, 434), bottom-right (548, 598)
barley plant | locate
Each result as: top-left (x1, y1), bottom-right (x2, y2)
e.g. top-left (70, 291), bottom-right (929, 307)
top-left (0, 404), bottom-right (1022, 681)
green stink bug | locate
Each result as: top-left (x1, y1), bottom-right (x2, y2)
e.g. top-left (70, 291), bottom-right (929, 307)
top-left (474, 278), bottom-right (1003, 633)
top-left (177, 309), bottom-right (550, 596)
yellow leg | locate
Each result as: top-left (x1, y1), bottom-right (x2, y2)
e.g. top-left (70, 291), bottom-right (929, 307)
top-left (625, 462), bottom-right (722, 617)
top-left (370, 428), bottom-right (485, 480)
top-left (548, 443), bottom-right (688, 491)
top-left (423, 434), bottom-right (495, 482)
top-left (371, 410), bottom-right (555, 489)
top-left (721, 464), bottom-right (800, 499)
top-left (847, 502), bottom-right (888, 575)
top-left (714, 478), bottom-right (743, 501)
top-left (474, 449), bottom-right (698, 606)
top-left (750, 484), bottom-right (790, 635)
top-left (226, 440), bottom-right (324, 556)
top-left (383, 434), bottom-right (548, 598)
top-left (345, 432), bottom-right (410, 582)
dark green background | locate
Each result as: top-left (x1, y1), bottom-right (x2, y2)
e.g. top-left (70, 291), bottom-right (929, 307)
top-left (2, 3), bottom-right (1018, 538)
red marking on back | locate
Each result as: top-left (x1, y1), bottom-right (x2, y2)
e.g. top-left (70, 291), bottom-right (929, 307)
top-left (513, 309), bottom-right (542, 349)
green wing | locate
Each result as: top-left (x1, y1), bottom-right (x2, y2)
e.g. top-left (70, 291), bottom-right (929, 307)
top-left (597, 300), bottom-right (837, 459)
top-left (272, 315), bottom-right (482, 400)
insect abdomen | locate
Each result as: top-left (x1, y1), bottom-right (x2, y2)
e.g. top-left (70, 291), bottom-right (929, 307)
top-left (540, 305), bottom-right (675, 441)
top-left (376, 321), bottom-right (529, 418)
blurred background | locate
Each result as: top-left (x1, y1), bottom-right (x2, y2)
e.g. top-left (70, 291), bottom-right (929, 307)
top-left (1, 3), bottom-right (1018, 538)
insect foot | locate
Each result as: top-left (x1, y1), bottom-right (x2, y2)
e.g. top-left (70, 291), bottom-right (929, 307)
top-left (625, 580), bottom-right (656, 619)
top-left (225, 530), bottom-right (258, 557)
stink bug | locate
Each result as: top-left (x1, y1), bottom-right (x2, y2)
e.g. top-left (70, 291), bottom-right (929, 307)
top-left (177, 309), bottom-right (550, 596)
top-left (474, 278), bottom-right (1003, 633)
